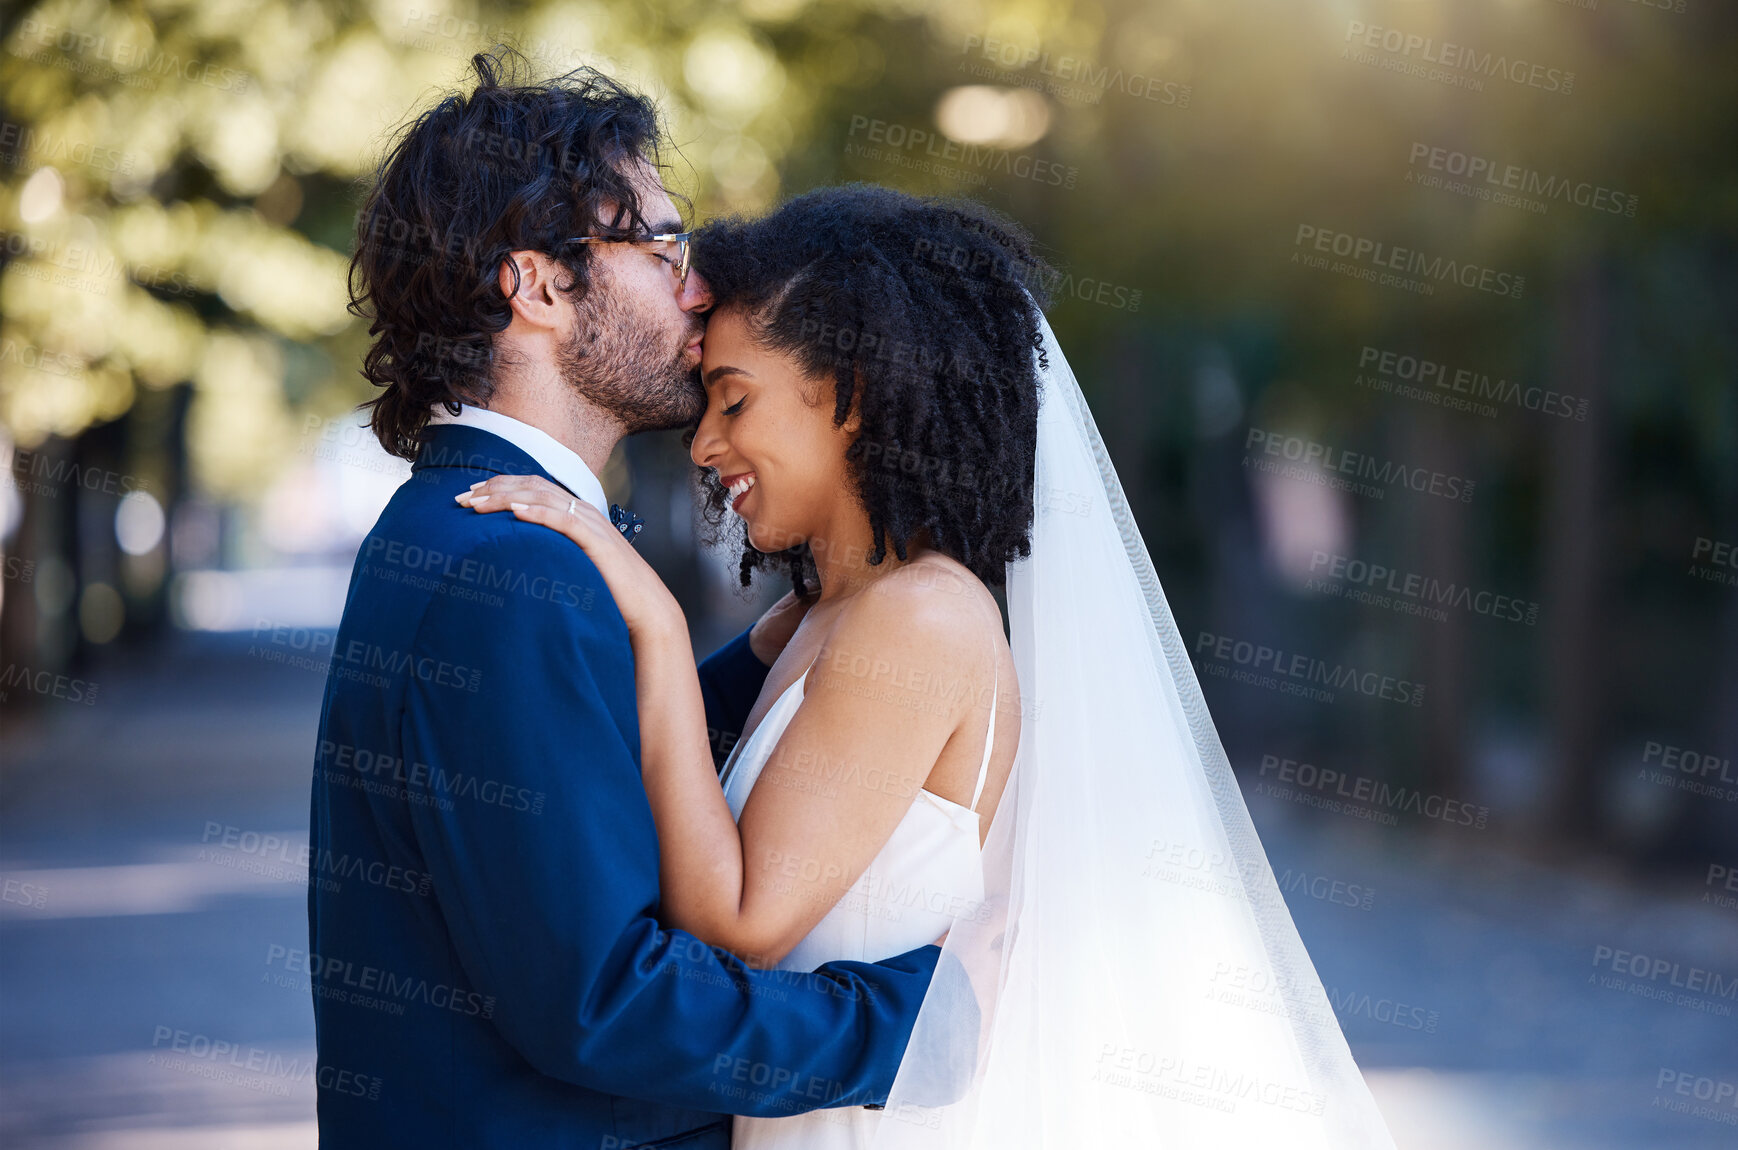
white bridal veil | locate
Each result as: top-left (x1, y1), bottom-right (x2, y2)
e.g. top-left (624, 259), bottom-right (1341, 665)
top-left (868, 313), bottom-right (1399, 1149)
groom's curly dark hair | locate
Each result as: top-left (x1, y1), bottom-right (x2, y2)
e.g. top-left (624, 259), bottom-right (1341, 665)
top-left (349, 49), bottom-right (675, 460)
top-left (688, 185), bottom-right (1052, 594)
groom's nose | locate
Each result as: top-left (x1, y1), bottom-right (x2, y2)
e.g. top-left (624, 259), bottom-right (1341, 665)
top-left (678, 267), bottom-right (714, 313)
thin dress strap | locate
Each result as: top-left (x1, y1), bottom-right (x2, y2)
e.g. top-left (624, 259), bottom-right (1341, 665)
top-left (969, 621), bottom-right (999, 813)
top-left (722, 650), bottom-right (823, 793)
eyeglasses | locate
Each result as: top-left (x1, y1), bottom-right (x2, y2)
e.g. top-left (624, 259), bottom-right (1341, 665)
top-left (565, 231), bottom-right (692, 288)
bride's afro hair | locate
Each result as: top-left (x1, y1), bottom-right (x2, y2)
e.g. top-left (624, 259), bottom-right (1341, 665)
top-left (687, 184), bottom-right (1052, 595)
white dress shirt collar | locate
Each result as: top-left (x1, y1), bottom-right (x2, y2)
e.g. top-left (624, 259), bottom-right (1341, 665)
top-left (427, 404), bottom-right (610, 516)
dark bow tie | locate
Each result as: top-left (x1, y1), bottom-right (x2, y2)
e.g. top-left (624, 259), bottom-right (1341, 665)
top-left (609, 503), bottom-right (645, 543)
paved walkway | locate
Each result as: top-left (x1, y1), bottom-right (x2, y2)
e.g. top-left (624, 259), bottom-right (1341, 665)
top-left (2, 634), bottom-right (1733, 1147)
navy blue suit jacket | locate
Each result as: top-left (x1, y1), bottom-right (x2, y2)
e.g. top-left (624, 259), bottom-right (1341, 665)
top-left (308, 424), bottom-right (940, 1148)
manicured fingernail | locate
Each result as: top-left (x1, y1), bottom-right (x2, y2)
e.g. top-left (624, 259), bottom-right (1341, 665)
top-left (454, 493), bottom-right (471, 505)
top-left (509, 501), bottom-right (528, 511)
top-left (471, 494), bottom-right (489, 505)
top-left (469, 481), bottom-right (484, 490)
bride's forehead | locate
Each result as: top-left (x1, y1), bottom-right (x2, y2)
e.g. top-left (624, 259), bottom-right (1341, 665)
top-left (699, 309), bottom-right (756, 359)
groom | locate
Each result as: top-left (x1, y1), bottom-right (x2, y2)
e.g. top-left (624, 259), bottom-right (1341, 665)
top-left (308, 53), bottom-right (941, 1147)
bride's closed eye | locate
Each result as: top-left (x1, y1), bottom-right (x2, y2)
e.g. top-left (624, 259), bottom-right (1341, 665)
top-left (721, 395), bottom-right (746, 416)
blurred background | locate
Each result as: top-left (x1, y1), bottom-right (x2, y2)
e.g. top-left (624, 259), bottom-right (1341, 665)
top-left (2, 0), bottom-right (1735, 1146)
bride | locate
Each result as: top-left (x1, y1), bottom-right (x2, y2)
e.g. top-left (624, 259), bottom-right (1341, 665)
top-left (461, 185), bottom-right (1396, 1149)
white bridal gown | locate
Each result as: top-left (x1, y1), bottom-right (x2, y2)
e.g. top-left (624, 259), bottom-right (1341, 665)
top-left (717, 657), bottom-right (997, 1150)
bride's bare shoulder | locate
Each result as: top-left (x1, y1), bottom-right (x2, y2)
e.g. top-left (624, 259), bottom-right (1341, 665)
top-left (820, 554), bottom-right (1001, 678)
top-left (867, 553), bottom-right (996, 624)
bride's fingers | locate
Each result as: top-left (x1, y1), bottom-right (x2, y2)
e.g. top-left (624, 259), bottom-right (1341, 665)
top-left (457, 473), bottom-right (568, 511)
top-left (456, 480), bottom-right (618, 544)
top-left (500, 497), bottom-right (614, 551)
top-left (454, 477), bottom-right (652, 593)
top-left (460, 484), bottom-right (563, 513)
top-left (458, 479), bottom-right (590, 528)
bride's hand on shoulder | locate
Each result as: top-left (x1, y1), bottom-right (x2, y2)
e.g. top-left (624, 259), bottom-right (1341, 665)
top-left (458, 475), bottom-right (683, 639)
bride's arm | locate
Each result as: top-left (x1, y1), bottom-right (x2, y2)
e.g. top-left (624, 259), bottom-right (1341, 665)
top-left (700, 590), bottom-right (814, 771)
top-left (635, 583), bottom-right (973, 965)
top-left (461, 475), bottom-right (975, 966)
top-left (627, 613), bottom-right (753, 925)
top-left (722, 586), bottom-right (974, 962)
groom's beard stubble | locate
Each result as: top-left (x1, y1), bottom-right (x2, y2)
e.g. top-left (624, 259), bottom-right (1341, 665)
top-left (559, 272), bottom-right (706, 434)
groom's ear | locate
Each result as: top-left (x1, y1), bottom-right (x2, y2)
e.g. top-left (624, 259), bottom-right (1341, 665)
top-left (497, 251), bottom-right (566, 330)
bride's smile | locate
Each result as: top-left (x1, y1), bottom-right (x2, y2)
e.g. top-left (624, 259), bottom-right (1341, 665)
top-left (721, 470), bottom-right (756, 511)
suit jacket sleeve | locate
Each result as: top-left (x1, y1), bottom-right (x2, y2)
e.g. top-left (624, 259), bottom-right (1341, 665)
top-left (399, 525), bottom-right (937, 1115)
top-left (695, 625), bottom-right (773, 774)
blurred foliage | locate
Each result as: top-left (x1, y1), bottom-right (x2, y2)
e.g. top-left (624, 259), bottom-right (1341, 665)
top-left (1, 0), bottom-right (1733, 501)
top-left (2, 1), bottom-right (1735, 848)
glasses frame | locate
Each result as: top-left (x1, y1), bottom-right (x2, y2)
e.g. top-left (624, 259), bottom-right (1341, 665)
top-left (565, 231), bottom-right (692, 288)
